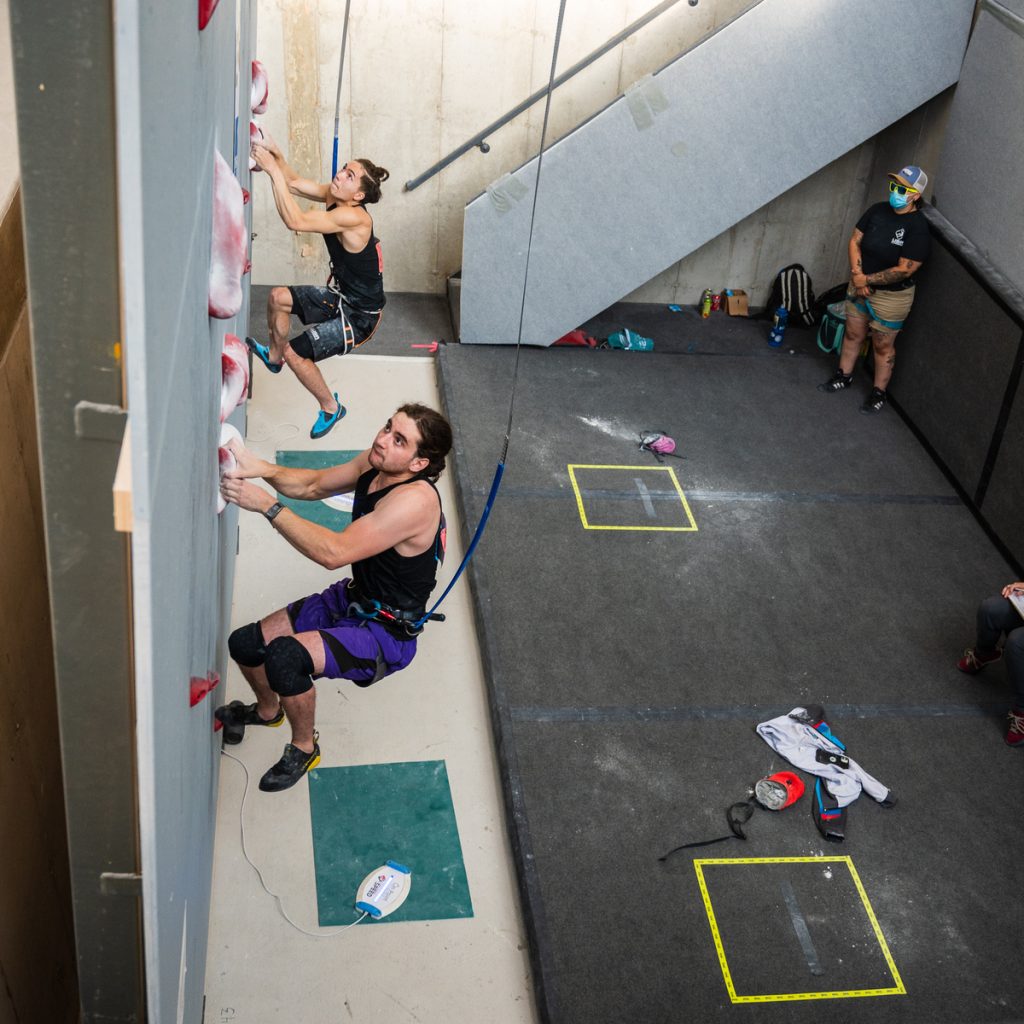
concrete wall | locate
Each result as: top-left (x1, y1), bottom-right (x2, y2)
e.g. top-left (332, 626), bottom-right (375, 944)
top-left (253, 0), bottom-right (953, 307)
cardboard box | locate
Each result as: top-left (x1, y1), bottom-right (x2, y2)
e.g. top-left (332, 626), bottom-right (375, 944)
top-left (724, 290), bottom-right (749, 317)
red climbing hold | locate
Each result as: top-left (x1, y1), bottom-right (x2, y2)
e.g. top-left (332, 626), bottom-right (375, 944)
top-left (251, 60), bottom-right (268, 114)
top-left (198, 0), bottom-right (220, 30)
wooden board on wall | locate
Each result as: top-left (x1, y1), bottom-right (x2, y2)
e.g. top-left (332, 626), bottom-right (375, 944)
top-left (0, 306), bottom-right (79, 1022)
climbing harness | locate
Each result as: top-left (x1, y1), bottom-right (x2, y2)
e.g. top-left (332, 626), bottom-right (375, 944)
top-left (413, 0), bottom-right (570, 629)
top-left (349, 596), bottom-right (445, 638)
top-left (639, 431), bottom-right (684, 462)
top-left (331, 0), bottom-right (353, 177)
top-left (658, 771), bottom-right (806, 860)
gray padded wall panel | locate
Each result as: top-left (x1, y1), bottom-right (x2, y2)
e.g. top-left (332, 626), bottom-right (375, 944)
top-left (894, 247), bottom-right (1021, 498)
top-left (117, 0), bottom-right (254, 1019)
top-left (982, 369), bottom-right (1024, 561)
top-left (935, 4), bottom-right (1024, 295)
top-left (460, 0), bottom-right (974, 346)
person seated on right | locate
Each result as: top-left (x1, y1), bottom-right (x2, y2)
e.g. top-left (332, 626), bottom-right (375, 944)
top-left (957, 581), bottom-right (1024, 746)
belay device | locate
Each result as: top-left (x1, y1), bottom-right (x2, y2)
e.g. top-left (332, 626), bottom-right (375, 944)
top-left (659, 771), bottom-right (805, 861)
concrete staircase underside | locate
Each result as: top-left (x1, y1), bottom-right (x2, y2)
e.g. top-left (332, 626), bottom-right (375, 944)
top-left (459, 0), bottom-right (975, 346)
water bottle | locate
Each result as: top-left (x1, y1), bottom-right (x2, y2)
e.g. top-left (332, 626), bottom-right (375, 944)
top-left (768, 305), bottom-right (788, 347)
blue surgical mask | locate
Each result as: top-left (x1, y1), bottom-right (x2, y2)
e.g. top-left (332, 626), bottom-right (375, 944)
top-left (889, 191), bottom-right (910, 210)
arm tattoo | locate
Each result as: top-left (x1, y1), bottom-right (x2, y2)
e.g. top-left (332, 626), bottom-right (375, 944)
top-left (865, 268), bottom-right (909, 286)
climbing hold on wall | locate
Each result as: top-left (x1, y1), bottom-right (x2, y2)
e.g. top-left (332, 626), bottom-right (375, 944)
top-left (220, 334), bottom-right (249, 422)
top-left (217, 422), bottom-right (243, 514)
top-left (250, 60), bottom-right (268, 114)
top-left (198, 0), bottom-right (221, 30)
top-left (209, 150), bottom-right (248, 319)
top-left (249, 121), bottom-right (264, 172)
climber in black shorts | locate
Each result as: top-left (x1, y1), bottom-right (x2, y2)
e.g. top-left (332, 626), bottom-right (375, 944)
top-left (249, 137), bottom-right (388, 439)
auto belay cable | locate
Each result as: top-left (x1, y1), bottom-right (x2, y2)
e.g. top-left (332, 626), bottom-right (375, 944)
top-left (415, 0), bottom-right (569, 629)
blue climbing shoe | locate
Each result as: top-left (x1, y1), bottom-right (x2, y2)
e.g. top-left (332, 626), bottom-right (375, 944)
top-left (246, 336), bottom-right (282, 374)
top-left (310, 394), bottom-right (346, 439)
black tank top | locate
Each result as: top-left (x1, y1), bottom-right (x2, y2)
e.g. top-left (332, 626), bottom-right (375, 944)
top-left (324, 205), bottom-right (386, 312)
top-left (351, 469), bottom-right (445, 612)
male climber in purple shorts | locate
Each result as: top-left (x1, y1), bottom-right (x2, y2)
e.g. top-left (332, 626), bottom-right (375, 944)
top-left (248, 137), bottom-right (389, 439)
top-left (216, 403), bottom-right (451, 792)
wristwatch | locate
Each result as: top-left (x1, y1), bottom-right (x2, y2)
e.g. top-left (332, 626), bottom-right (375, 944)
top-left (263, 502), bottom-right (285, 522)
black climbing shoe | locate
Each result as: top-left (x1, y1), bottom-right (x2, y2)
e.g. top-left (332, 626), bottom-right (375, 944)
top-left (258, 737), bottom-right (321, 792)
top-left (860, 387), bottom-right (887, 414)
top-left (817, 369), bottom-right (854, 393)
top-left (214, 700), bottom-right (284, 746)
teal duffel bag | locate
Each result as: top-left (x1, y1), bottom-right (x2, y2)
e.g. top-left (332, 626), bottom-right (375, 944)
top-left (816, 301), bottom-right (846, 354)
top-left (604, 328), bottom-right (654, 351)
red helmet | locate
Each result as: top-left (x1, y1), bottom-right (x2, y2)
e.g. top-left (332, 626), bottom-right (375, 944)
top-left (754, 771), bottom-right (805, 810)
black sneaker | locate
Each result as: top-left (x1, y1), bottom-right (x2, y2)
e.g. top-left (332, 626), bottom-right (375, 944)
top-left (259, 737), bottom-right (321, 792)
top-left (860, 387), bottom-right (887, 414)
top-left (817, 369), bottom-right (854, 393)
top-left (214, 700), bottom-right (284, 745)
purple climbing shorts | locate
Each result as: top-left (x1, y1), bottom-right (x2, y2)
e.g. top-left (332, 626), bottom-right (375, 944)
top-left (286, 578), bottom-right (417, 687)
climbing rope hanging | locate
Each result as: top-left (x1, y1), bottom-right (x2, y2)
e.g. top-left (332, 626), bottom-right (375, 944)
top-left (331, 0), bottom-right (353, 177)
top-left (415, 0), bottom-right (569, 628)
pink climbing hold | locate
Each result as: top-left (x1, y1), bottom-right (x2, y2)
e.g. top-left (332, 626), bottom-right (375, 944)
top-left (198, 0), bottom-right (220, 30)
top-left (250, 60), bottom-right (268, 114)
top-left (217, 422), bottom-right (242, 515)
top-left (208, 150), bottom-right (248, 319)
top-left (220, 334), bottom-right (249, 422)
top-left (248, 121), bottom-right (264, 172)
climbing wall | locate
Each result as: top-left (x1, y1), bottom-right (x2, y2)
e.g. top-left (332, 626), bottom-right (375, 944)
top-left (114, 0), bottom-right (259, 1018)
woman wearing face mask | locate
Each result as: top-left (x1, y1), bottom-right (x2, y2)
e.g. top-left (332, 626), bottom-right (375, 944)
top-left (818, 165), bottom-right (931, 414)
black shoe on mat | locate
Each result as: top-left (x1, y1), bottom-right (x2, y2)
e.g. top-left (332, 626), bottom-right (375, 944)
top-left (259, 737), bottom-right (321, 793)
top-left (214, 700), bottom-right (284, 745)
top-left (860, 387), bottom-right (887, 414)
top-left (817, 369), bottom-right (854, 393)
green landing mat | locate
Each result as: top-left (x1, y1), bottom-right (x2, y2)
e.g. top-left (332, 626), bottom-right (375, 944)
top-left (274, 449), bottom-right (360, 529)
top-left (307, 760), bottom-right (474, 926)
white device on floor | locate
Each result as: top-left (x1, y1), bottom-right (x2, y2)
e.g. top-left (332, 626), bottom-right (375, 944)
top-left (355, 860), bottom-right (412, 919)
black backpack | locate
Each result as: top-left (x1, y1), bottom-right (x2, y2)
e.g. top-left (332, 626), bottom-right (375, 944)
top-left (764, 263), bottom-right (816, 328)
top-left (809, 282), bottom-right (850, 325)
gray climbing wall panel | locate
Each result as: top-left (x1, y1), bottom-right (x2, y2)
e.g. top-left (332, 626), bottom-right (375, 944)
top-left (934, 0), bottom-right (1024, 297)
top-left (460, 0), bottom-right (975, 346)
top-left (115, 0), bottom-right (255, 1020)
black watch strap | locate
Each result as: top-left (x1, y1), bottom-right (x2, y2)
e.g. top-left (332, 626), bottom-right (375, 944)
top-left (264, 502), bottom-right (285, 522)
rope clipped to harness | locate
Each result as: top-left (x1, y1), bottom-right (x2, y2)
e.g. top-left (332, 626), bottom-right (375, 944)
top-left (350, 598), bottom-right (445, 638)
top-left (639, 431), bottom-right (684, 462)
top-left (658, 771), bottom-right (805, 861)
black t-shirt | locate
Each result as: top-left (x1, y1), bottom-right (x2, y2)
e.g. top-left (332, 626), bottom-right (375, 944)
top-left (323, 205), bottom-right (386, 312)
top-left (855, 202), bottom-right (930, 288)
top-left (351, 469), bottom-right (445, 612)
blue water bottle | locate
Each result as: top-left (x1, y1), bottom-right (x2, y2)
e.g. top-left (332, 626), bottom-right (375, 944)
top-left (768, 306), bottom-right (788, 347)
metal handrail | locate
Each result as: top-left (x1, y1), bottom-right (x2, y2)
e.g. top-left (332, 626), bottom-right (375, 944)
top-left (403, 0), bottom-right (688, 191)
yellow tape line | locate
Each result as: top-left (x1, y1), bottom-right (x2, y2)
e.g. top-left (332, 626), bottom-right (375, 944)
top-left (567, 464), bottom-right (698, 532)
top-left (693, 856), bottom-right (906, 1003)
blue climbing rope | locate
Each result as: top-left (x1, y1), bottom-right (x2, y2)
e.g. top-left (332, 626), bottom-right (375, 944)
top-left (415, 0), bottom-right (569, 629)
top-left (331, 0), bottom-right (352, 178)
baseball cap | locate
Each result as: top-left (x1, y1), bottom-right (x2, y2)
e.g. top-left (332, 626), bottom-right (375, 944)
top-left (888, 165), bottom-right (928, 192)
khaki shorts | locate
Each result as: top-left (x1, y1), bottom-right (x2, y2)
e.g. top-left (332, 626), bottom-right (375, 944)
top-left (845, 285), bottom-right (916, 333)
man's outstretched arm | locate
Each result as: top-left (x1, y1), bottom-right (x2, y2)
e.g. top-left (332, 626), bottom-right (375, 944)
top-left (220, 476), bottom-right (435, 571)
top-left (226, 440), bottom-right (371, 500)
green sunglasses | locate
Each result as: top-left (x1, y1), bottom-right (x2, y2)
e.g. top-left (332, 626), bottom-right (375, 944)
top-left (888, 180), bottom-right (919, 196)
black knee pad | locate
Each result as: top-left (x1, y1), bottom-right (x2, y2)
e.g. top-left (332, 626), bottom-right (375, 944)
top-left (264, 636), bottom-right (315, 697)
top-left (289, 332), bottom-right (315, 360)
top-left (228, 621), bottom-right (267, 668)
